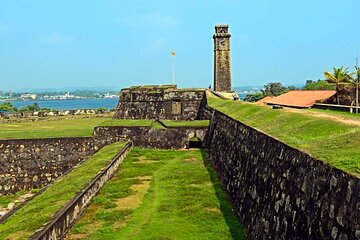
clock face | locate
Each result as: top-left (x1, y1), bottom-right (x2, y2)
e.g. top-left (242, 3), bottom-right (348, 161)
top-left (219, 39), bottom-right (226, 47)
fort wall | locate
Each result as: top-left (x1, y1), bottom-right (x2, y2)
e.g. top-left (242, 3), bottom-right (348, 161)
top-left (203, 105), bottom-right (360, 239)
top-left (0, 124), bottom-right (207, 195)
top-left (94, 125), bottom-right (208, 149)
top-left (0, 138), bottom-right (96, 195)
top-left (114, 85), bottom-right (205, 120)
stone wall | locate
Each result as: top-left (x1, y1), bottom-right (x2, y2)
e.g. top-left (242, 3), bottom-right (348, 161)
top-left (0, 138), bottom-right (96, 195)
top-left (205, 108), bottom-right (360, 239)
top-left (114, 85), bottom-right (205, 120)
top-left (94, 126), bottom-right (208, 149)
top-left (30, 142), bottom-right (132, 240)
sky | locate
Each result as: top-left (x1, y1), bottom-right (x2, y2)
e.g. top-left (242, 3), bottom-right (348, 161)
top-left (0, 0), bottom-right (359, 91)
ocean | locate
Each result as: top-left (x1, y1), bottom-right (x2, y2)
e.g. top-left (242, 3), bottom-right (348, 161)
top-left (9, 98), bottom-right (119, 110)
top-left (7, 93), bottom-right (248, 111)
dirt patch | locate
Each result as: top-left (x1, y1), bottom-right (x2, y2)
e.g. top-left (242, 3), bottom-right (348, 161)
top-left (284, 108), bottom-right (360, 126)
top-left (204, 207), bottom-right (221, 213)
top-left (134, 156), bottom-right (158, 164)
top-left (184, 158), bottom-right (197, 162)
top-left (67, 233), bottom-right (88, 240)
top-left (116, 176), bottom-right (152, 210)
top-left (67, 220), bottom-right (102, 239)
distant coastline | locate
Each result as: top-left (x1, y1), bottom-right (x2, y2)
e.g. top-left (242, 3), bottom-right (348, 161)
top-left (8, 98), bottom-right (119, 110)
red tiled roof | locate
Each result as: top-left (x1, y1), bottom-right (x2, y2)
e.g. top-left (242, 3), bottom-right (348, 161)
top-left (256, 96), bottom-right (274, 105)
top-left (264, 90), bottom-right (336, 108)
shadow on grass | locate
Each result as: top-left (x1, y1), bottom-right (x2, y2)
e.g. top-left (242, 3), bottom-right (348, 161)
top-left (200, 149), bottom-right (247, 240)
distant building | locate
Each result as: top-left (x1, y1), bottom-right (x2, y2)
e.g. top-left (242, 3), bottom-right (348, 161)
top-left (263, 90), bottom-right (336, 108)
top-left (21, 93), bottom-right (37, 100)
top-left (104, 93), bottom-right (118, 99)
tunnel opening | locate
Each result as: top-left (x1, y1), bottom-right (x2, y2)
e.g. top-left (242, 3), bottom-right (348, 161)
top-left (188, 137), bottom-right (202, 148)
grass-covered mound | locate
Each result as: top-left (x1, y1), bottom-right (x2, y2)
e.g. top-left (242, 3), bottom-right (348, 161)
top-left (162, 119), bottom-right (210, 127)
top-left (0, 141), bottom-right (127, 240)
top-left (68, 148), bottom-right (246, 240)
top-left (207, 92), bottom-right (360, 175)
top-left (0, 117), bottom-right (110, 139)
top-left (99, 119), bottom-right (152, 127)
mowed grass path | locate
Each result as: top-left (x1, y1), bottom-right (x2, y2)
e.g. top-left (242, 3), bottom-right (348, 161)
top-left (207, 92), bottom-right (360, 175)
top-left (0, 117), bottom-right (111, 139)
top-left (0, 142), bottom-right (126, 240)
top-left (68, 148), bottom-right (246, 240)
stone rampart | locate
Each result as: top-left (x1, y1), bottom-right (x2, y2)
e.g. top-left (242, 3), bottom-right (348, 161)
top-left (30, 142), bottom-right (132, 240)
top-left (205, 107), bottom-right (360, 239)
top-left (0, 138), bottom-right (96, 195)
top-left (94, 126), bottom-right (207, 149)
top-left (114, 85), bottom-right (205, 120)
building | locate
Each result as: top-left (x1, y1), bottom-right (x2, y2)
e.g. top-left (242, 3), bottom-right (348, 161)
top-left (20, 93), bottom-right (37, 100)
top-left (114, 85), bottom-right (205, 120)
top-left (264, 90), bottom-right (336, 108)
top-left (213, 24), bottom-right (232, 92)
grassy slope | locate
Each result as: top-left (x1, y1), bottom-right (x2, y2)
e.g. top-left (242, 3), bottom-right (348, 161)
top-left (162, 120), bottom-right (210, 127)
top-left (68, 148), bottom-right (246, 240)
top-left (0, 117), bottom-right (110, 139)
top-left (207, 92), bottom-right (360, 175)
top-left (99, 119), bottom-right (152, 127)
top-left (0, 142), bottom-right (126, 240)
top-left (309, 108), bottom-right (360, 120)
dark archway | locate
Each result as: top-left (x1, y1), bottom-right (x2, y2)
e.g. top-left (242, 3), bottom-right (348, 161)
top-left (189, 137), bottom-right (202, 148)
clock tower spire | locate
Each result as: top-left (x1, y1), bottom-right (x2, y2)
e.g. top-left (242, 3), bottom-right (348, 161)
top-left (213, 24), bottom-right (232, 92)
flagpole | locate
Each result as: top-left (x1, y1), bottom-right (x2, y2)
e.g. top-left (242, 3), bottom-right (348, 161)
top-left (172, 52), bottom-right (175, 84)
top-left (356, 51), bottom-right (359, 114)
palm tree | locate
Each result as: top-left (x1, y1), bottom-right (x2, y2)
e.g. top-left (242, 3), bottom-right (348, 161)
top-left (348, 66), bottom-right (360, 112)
top-left (324, 67), bottom-right (353, 104)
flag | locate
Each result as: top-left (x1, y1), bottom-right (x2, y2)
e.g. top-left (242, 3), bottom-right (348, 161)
top-left (171, 51), bottom-right (176, 56)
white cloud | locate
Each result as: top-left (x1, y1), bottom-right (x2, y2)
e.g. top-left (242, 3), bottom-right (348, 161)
top-left (0, 23), bottom-right (9, 34)
top-left (40, 32), bottom-right (74, 45)
top-left (119, 12), bottom-right (182, 28)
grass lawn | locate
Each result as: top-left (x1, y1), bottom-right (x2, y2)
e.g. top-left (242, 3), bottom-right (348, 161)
top-left (162, 120), bottom-right (210, 128)
top-left (68, 148), bottom-right (246, 240)
top-left (207, 92), bottom-right (360, 175)
top-left (0, 117), bottom-right (111, 139)
top-left (0, 141), bottom-right (127, 240)
top-left (99, 119), bottom-right (152, 127)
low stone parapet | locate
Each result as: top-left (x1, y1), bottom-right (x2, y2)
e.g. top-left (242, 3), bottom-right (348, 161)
top-left (29, 142), bottom-right (132, 240)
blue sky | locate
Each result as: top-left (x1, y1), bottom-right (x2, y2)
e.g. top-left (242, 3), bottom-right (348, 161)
top-left (0, 0), bottom-right (359, 91)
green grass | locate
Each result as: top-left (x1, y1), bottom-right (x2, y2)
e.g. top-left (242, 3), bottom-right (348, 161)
top-left (99, 119), bottom-right (152, 127)
top-left (308, 108), bottom-right (360, 120)
top-left (0, 117), bottom-right (111, 139)
top-left (162, 120), bottom-right (210, 127)
top-left (0, 142), bottom-right (127, 240)
top-left (68, 148), bottom-right (247, 240)
top-left (0, 190), bottom-right (26, 209)
top-left (150, 121), bottom-right (167, 129)
top-left (207, 92), bottom-right (360, 175)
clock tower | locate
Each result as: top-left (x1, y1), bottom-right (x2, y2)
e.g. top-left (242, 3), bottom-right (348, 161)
top-left (213, 24), bottom-right (232, 92)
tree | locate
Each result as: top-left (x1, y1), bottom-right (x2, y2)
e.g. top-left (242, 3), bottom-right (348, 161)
top-left (324, 67), bottom-right (354, 104)
top-left (304, 80), bottom-right (335, 90)
top-left (348, 66), bottom-right (360, 112)
top-left (0, 102), bottom-right (17, 111)
top-left (19, 103), bottom-right (41, 112)
top-left (262, 82), bottom-right (288, 96)
top-left (243, 92), bottom-right (265, 102)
